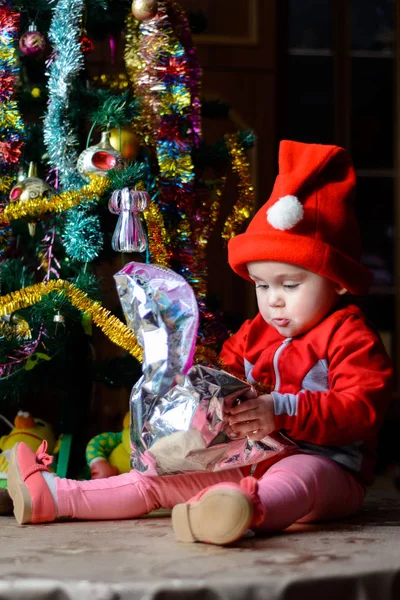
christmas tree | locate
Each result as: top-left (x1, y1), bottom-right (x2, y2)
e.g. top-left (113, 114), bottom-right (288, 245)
top-left (0, 0), bottom-right (255, 474)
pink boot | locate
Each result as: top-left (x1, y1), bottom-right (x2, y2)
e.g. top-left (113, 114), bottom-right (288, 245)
top-left (171, 476), bottom-right (265, 546)
top-left (8, 440), bottom-right (57, 524)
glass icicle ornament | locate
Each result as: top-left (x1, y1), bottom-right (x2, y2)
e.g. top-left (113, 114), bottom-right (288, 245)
top-left (109, 189), bottom-right (149, 253)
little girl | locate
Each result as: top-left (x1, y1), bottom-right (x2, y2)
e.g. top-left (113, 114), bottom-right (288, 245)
top-left (7, 140), bottom-right (393, 546)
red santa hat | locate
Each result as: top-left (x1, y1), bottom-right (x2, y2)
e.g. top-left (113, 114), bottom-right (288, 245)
top-left (228, 140), bottom-right (372, 295)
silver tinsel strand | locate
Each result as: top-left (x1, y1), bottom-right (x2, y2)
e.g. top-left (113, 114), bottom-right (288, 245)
top-left (43, 0), bottom-right (87, 191)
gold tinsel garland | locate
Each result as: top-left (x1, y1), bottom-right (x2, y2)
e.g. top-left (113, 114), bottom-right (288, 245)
top-left (0, 46), bottom-right (15, 63)
top-left (124, 12), bottom-right (157, 147)
top-left (1, 175), bottom-right (110, 223)
top-left (0, 175), bottom-right (16, 253)
top-left (194, 178), bottom-right (226, 248)
top-left (190, 178), bottom-right (226, 301)
top-left (222, 133), bottom-right (255, 241)
top-left (1, 100), bottom-right (23, 131)
top-left (0, 175), bottom-right (14, 198)
top-left (0, 317), bottom-right (31, 340)
top-left (0, 280), bottom-right (143, 361)
top-left (143, 202), bottom-right (170, 267)
top-left (194, 345), bottom-right (225, 369)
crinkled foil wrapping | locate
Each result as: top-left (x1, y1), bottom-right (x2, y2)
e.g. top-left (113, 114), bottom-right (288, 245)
top-left (115, 262), bottom-right (295, 476)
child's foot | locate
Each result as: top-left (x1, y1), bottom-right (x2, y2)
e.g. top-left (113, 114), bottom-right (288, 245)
top-left (172, 477), bottom-right (264, 546)
top-left (7, 440), bottom-right (57, 524)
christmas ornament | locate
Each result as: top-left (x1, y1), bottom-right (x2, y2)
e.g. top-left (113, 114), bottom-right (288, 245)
top-left (53, 311), bottom-right (65, 336)
top-left (9, 163), bottom-right (55, 236)
top-left (79, 32), bottom-right (94, 54)
top-left (109, 127), bottom-right (140, 161)
top-left (19, 24), bottom-right (46, 57)
top-left (53, 312), bottom-right (65, 323)
top-left (77, 131), bottom-right (126, 177)
top-left (131, 0), bottom-right (158, 21)
top-left (109, 188), bottom-right (149, 253)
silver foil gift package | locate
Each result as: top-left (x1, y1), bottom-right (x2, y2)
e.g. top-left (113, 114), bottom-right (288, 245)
top-left (114, 262), bottom-right (296, 476)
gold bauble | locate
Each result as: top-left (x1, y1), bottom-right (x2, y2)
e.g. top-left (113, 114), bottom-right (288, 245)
top-left (109, 127), bottom-right (140, 161)
top-left (131, 0), bottom-right (158, 21)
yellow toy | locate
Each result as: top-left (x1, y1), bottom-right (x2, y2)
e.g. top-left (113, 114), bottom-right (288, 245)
top-left (0, 411), bottom-right (57, 513)
top-left (86, 412), bottom-right (132, 479)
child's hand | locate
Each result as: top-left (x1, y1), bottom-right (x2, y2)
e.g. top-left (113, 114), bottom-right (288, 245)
top-left (225, 393), bottom-right (275, 441)
top-left (90, 459), bottom-right (119, 479)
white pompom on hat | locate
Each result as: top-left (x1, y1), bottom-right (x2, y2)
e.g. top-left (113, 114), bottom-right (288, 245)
top-left (267, 195), bottom-right (304, 230)
top-left (228, 140), bottom-right (372, 295)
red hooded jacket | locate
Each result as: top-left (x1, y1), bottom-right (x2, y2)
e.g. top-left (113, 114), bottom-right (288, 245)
top-left (220, 304), bottom-right (393, 485)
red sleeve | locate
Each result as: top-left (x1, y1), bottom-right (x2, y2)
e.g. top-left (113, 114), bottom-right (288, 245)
top-left (219, 319), bottom-right (253, 379)
top-left (274, 318), bottom-right (394, 446)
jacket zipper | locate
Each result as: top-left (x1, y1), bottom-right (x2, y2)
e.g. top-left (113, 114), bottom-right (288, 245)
top-left (273, 337), bottom-right (292, 392)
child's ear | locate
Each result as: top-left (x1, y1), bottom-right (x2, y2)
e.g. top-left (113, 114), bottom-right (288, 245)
top-left (335, 285), bottom-right (348, 296)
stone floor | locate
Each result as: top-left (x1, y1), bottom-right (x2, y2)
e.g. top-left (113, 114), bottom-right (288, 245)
top-left (1, 477), bottom-right (400, 599)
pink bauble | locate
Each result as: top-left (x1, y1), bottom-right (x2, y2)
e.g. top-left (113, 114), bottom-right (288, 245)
top-left (19, 29), bottom-right (46, 57)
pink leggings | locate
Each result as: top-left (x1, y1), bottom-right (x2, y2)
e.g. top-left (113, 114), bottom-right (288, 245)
top-left (56, 454), bottom-right (365, 532)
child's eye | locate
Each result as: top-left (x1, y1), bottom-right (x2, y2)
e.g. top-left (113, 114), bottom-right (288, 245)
top-left (255, 284), bottom-right (268, 290)
top-left (284, 284), bottom-right (299, 290)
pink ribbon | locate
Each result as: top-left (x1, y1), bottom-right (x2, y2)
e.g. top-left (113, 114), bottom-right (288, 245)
top-left (36, 440), bottom-right (53, 467)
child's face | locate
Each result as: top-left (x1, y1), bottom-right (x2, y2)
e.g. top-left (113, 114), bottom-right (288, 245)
top-left (247, 261), bottom-right (344, 338)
